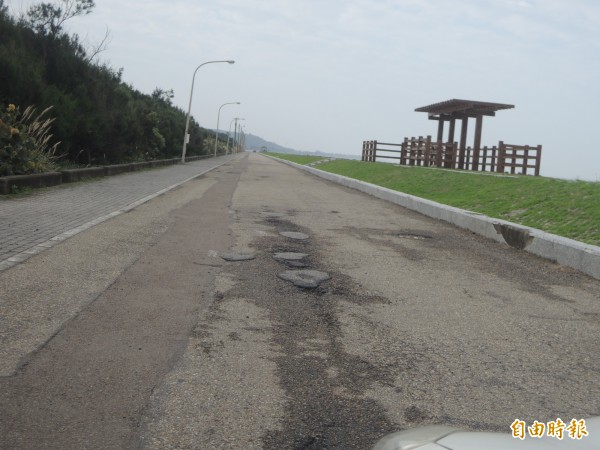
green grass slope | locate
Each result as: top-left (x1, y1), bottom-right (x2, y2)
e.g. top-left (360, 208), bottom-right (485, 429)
top-left (267, 154), bottom-right (600, 246)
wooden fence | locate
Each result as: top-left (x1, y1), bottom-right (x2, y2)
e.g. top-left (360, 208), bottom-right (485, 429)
top-left (362, 138), bottom-right (542, 176)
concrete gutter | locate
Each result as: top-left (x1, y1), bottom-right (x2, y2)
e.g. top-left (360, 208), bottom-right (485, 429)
top-left (267, 156), bottom-right (600, 280)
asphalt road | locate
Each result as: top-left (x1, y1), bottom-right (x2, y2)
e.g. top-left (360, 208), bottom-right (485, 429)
top-left (1, 153), bottom-right (598, 449)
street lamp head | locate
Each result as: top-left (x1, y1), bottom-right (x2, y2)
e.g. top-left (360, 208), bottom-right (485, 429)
top-left (227, 60), bottom-right (235, 64)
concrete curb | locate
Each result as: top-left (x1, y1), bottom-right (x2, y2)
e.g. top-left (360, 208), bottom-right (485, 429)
top-left (0, 157), bottom-right (234, 273)
top-left (266, 155), bottom-right (600, 280)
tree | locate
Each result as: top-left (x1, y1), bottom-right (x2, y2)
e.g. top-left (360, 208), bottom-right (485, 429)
top-left (26, 0), bottom-right (94, 37)
top-left (151, 88), bottom-right (174, 105)
top-left (1, 1), bottom-right (215, 168)
top-left (84, 26), bottom-right (111, 63)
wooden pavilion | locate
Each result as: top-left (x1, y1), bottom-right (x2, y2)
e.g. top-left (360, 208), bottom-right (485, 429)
top-left (361, 98), bottom-right (542, 176)
top-left (415, 99), bottom-right (514, 171)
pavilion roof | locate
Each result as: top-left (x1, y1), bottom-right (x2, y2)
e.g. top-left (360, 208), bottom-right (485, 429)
top-left (415, 99), bottom-right (514, 118)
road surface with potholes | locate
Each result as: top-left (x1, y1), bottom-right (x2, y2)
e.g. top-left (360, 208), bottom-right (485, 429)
top-left (1, 153), bottom-right (598, 449)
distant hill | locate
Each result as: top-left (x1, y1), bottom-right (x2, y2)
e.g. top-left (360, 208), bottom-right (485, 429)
top-left (242, 133), bottom-right (360, 160)
top-left (244, 134), bottom-right (298, 154)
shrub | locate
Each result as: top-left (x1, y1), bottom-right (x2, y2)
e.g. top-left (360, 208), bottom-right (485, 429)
top-left (0, 103), bottom-right (61, 175)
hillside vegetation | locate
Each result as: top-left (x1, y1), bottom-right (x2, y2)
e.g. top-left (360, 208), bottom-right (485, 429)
top-left (267, 153), bottom-right (600, 246)
top-left (0, 0), bottom-right (219, 176)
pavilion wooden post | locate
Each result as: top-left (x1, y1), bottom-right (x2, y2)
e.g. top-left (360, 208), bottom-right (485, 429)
top-left (436, 119), bottom-right (444, 143)
top-left (472, 114), bottom-right (483, 171)
top-left (459, 117), bottom-right (468, 169)
top-left (436, 120), bottom-right (444, 168)
top-left (448, 119), bottom-right (456, 143)
top-left (446, 119), bottom-right (456, 168)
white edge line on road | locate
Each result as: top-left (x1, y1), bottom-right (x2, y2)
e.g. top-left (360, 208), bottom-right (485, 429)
top-left (0, 158), bottom-right (233, 273)
top-left (265, 155), bottom-right (600, 281)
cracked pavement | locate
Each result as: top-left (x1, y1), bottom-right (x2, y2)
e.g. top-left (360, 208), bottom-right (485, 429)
top-left (1, 153), bottom-right (598, 449)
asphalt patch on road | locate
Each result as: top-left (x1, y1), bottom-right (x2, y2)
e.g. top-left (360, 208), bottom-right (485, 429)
top-left (280, 231), bottom-right (310, 240)
top-left (277, 270), bottom-right (331, 289)
top-left (338, 226), bottom-right (431, 262)
top-left (273, 252), bottom-right (311, 268)
top-left (219, 252), bottom-right (256, 261)
top-left (218, 217), bottom-right (399, 448)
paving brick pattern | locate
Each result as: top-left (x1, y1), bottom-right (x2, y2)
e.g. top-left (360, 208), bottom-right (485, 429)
top-left (0, 156), bottom-right (235, 268)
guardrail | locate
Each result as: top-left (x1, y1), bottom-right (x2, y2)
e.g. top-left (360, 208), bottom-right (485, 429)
top-left (362, 137), bottom-right (542, 176)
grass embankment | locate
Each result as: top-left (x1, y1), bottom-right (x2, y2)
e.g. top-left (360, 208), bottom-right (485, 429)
top-left (267, 153), bottom-right (328, 165)
top-left (266, 153), bottom-right (600, 246)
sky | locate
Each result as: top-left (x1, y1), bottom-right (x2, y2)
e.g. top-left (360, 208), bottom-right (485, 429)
top-left (7, 0), bottom-right (600, 180)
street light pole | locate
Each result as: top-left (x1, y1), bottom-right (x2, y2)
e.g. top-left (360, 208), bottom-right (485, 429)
top-left (214, 102), bottom-right (240, 157)
top-left (226, 118), bottom-right (236, 154)
top-left (181, 59), bottom-right (235, 163)
top-left (234, 119), bottom-right (238, 153)
top-left (240, 126), bottom-right (247, 152)
top-left (230, 117), bottom-right (245, 154)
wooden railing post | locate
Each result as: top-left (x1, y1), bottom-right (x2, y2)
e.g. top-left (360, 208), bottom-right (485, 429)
top-left (497, 141), bottom-right (505, 174)
top-left (400, 138), bottom-right (408, 165)
top-left (534, 145), bottom-right (542, 176)
top-left (511, 150), bottom-right (516, 174)
top-left (523, 145), bottom-right (530, 175)
top-left (466, 147), bottom-right (471, 170)
top-left (423, 136), bottom-right (431, 167)
top-left (482, 146), bottom-right (488, 172)
top-left (434, 141), bottom-right (442, 167)
top-left (417, 136), bottom-right (424, 166)
top-left (451, 142), bottom-right (458, 168)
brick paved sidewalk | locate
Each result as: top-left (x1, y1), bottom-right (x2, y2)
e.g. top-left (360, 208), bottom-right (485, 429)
top-left (0, 155), bottom-right (237, 271)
